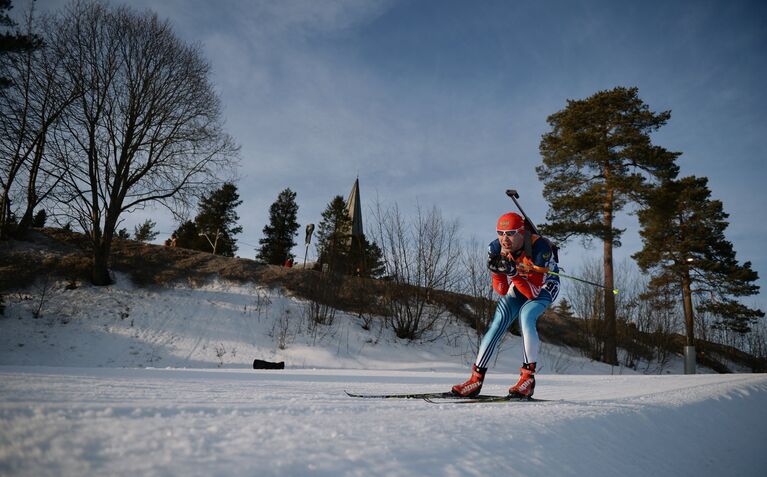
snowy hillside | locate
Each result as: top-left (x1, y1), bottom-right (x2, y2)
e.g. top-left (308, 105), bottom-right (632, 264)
top-left (2, 275), bottom-right (766, 476)
top-left (0, 274), bottom-right (712, 374)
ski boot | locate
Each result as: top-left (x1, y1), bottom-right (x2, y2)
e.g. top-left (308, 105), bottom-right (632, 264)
top-left (508, 362), bottom-right (536, 399)
top-left (452, 364), bottom-right (487, 397)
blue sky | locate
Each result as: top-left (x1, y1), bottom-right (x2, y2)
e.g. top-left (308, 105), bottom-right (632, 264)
top-left (20, 0), bottom-right (767, 303)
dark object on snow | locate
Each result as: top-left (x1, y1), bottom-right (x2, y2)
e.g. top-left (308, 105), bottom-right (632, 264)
top-left (253, 359), bottom-right (285, 370)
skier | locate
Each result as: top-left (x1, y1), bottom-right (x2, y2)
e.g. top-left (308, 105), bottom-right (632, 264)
top-left (452, 212), bottom-right (560, 398)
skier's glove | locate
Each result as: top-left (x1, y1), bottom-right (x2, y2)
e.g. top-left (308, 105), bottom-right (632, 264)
top-left (487, 239), bottom-right (517, 276)
top-left (489, 256), bottom-right (517, 276)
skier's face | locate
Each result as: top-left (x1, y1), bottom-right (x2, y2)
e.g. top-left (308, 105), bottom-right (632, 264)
top-left (497, 227), bottom-right (524, 253)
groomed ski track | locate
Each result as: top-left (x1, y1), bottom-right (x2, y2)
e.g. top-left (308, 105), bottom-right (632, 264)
top-left (1, 367), bottom-right (765, 477)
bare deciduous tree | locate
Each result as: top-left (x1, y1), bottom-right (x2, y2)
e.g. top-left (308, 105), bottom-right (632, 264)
top-left (0, 6), bottom-right (79, 238)
top-left (371, 201), bottom-right (462, 340)
top-left (567, 258), bottom-right (605, 360)
top-left (569, 257), bottom-right (682, 372)
top-left (48, 2), bottom-right (237, 284)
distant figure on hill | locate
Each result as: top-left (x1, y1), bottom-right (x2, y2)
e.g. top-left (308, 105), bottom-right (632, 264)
top-left (164, 233), bottom-right (177, 247)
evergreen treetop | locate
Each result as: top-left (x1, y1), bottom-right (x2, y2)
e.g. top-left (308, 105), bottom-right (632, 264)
top-left (350, 234), bottom-right (385, 279)
top-left (634, 176), bottom-right (763, 334)
top-left (171, 220), bottom-right (206, 250)
top-left (170, 183), bottom-right (243, 256)
top-left (1, 0), bottom-right (43, 88)
top-left (537, 86), bottom-right (680, 245)
top-left (134, 219), bottom-right (159, 243)
top-left (195, 183), bottom-right (243, 256)
top-left (316, 195), bottom-right (353, 273)
top-left (257, 188), bottom-right (299, 265)
top-left (315, 194), bottom-right (385, 278)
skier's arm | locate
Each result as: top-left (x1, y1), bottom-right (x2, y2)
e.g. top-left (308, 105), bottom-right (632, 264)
top-left (513, 239), bottom-right (555, 299)
top-left (488, 239), bottom-right (516, 295)
top-left (492, 273), bottom-right (510, 296)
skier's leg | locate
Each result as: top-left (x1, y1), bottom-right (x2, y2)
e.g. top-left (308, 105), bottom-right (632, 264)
top-left (517, 297), bottom-right (551, 364)
top-left (475, 293), bottom-right (525, 369)
top-left (509, 296), bottom-right (552, 398)
top-left (452, 293), bottom-right (524, 397)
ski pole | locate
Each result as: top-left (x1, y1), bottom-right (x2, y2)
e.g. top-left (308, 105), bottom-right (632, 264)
top-left (505, 189), bottom-right (615, 293)
top-left (505, 189), bottom-right (539, 235)
top-left (521, 263), bottom-right (619, 295)
top-left (546, 270), bottom-right (619, 295)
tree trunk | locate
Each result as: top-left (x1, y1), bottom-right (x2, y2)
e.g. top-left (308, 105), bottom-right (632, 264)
top-left (603, 186), bottom-right (618, 365)
top-left (90, 211), bottom-right (116, 286)
top-left (0, 163), bottom-right (21, 239)
top-left (681, 270), bottom-right (695, 346)
top-left (0, 190), bottom-right (11, 239)
top-left (17, 171), bottom-right (38, 235)
top-left (603, 235), bottom-right (618, 364)
top-left (16, 132), bottom-right (46, 237)
top-left (92, 241), bottom-right (113, 285)
top-left (17, 207), bottom-right (34, 236)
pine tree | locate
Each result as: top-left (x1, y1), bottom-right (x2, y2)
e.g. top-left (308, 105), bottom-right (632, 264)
top-left (194, 183), bottom-right (242, 256)
top-left (537, 86), bottom-right (680, 364)
top-left (31, 209), bottom-right (46, 228)
top-left (316, 196), bottom-right (353, 273)
top-left (350, 235), bottom-right (386, 278)
top-left (257, 188), bottom-right (299, 265)
top-left (133, 219), bottom-right (159, 243)
top-left (168, 184), bottom-right (243, 256)
top-left (171, 220), bottom-right (206, 250)
top-left (633, 176), bottom-right (763, 339)
top-left (1, 0), bottom-right (42, 88)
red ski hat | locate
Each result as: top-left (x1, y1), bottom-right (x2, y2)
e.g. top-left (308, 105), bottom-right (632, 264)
top-left (497, 212), bottom-right (524, 231)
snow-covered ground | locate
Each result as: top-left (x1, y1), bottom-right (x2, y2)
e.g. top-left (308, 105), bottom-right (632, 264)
top-left (2, 367), bottom-right (766, 476)
top-left (1, 276), bottom-right (766, 476)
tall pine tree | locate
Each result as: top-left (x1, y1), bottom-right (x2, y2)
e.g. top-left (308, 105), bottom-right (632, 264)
top-left (316, 196), bottom-right (353, 273)
top-left (537, 86), bottom-right (680, 364)
top-left (257, 188), bottom-right (299, 265)
top-left (633, 176), bottom-right (763, 340)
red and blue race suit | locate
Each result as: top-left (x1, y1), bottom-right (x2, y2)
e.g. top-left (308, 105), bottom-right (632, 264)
top-left (475, 235), bottom-right (559, 368)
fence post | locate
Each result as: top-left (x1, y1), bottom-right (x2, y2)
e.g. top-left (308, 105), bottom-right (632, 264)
top-left (684, 346), bottom-right (696, 374)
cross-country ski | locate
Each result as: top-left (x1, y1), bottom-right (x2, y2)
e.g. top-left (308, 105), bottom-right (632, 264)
top-left (424, 394), bottom-right (548, 404)
top-left (345, 390), bottom-right (537, 400)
